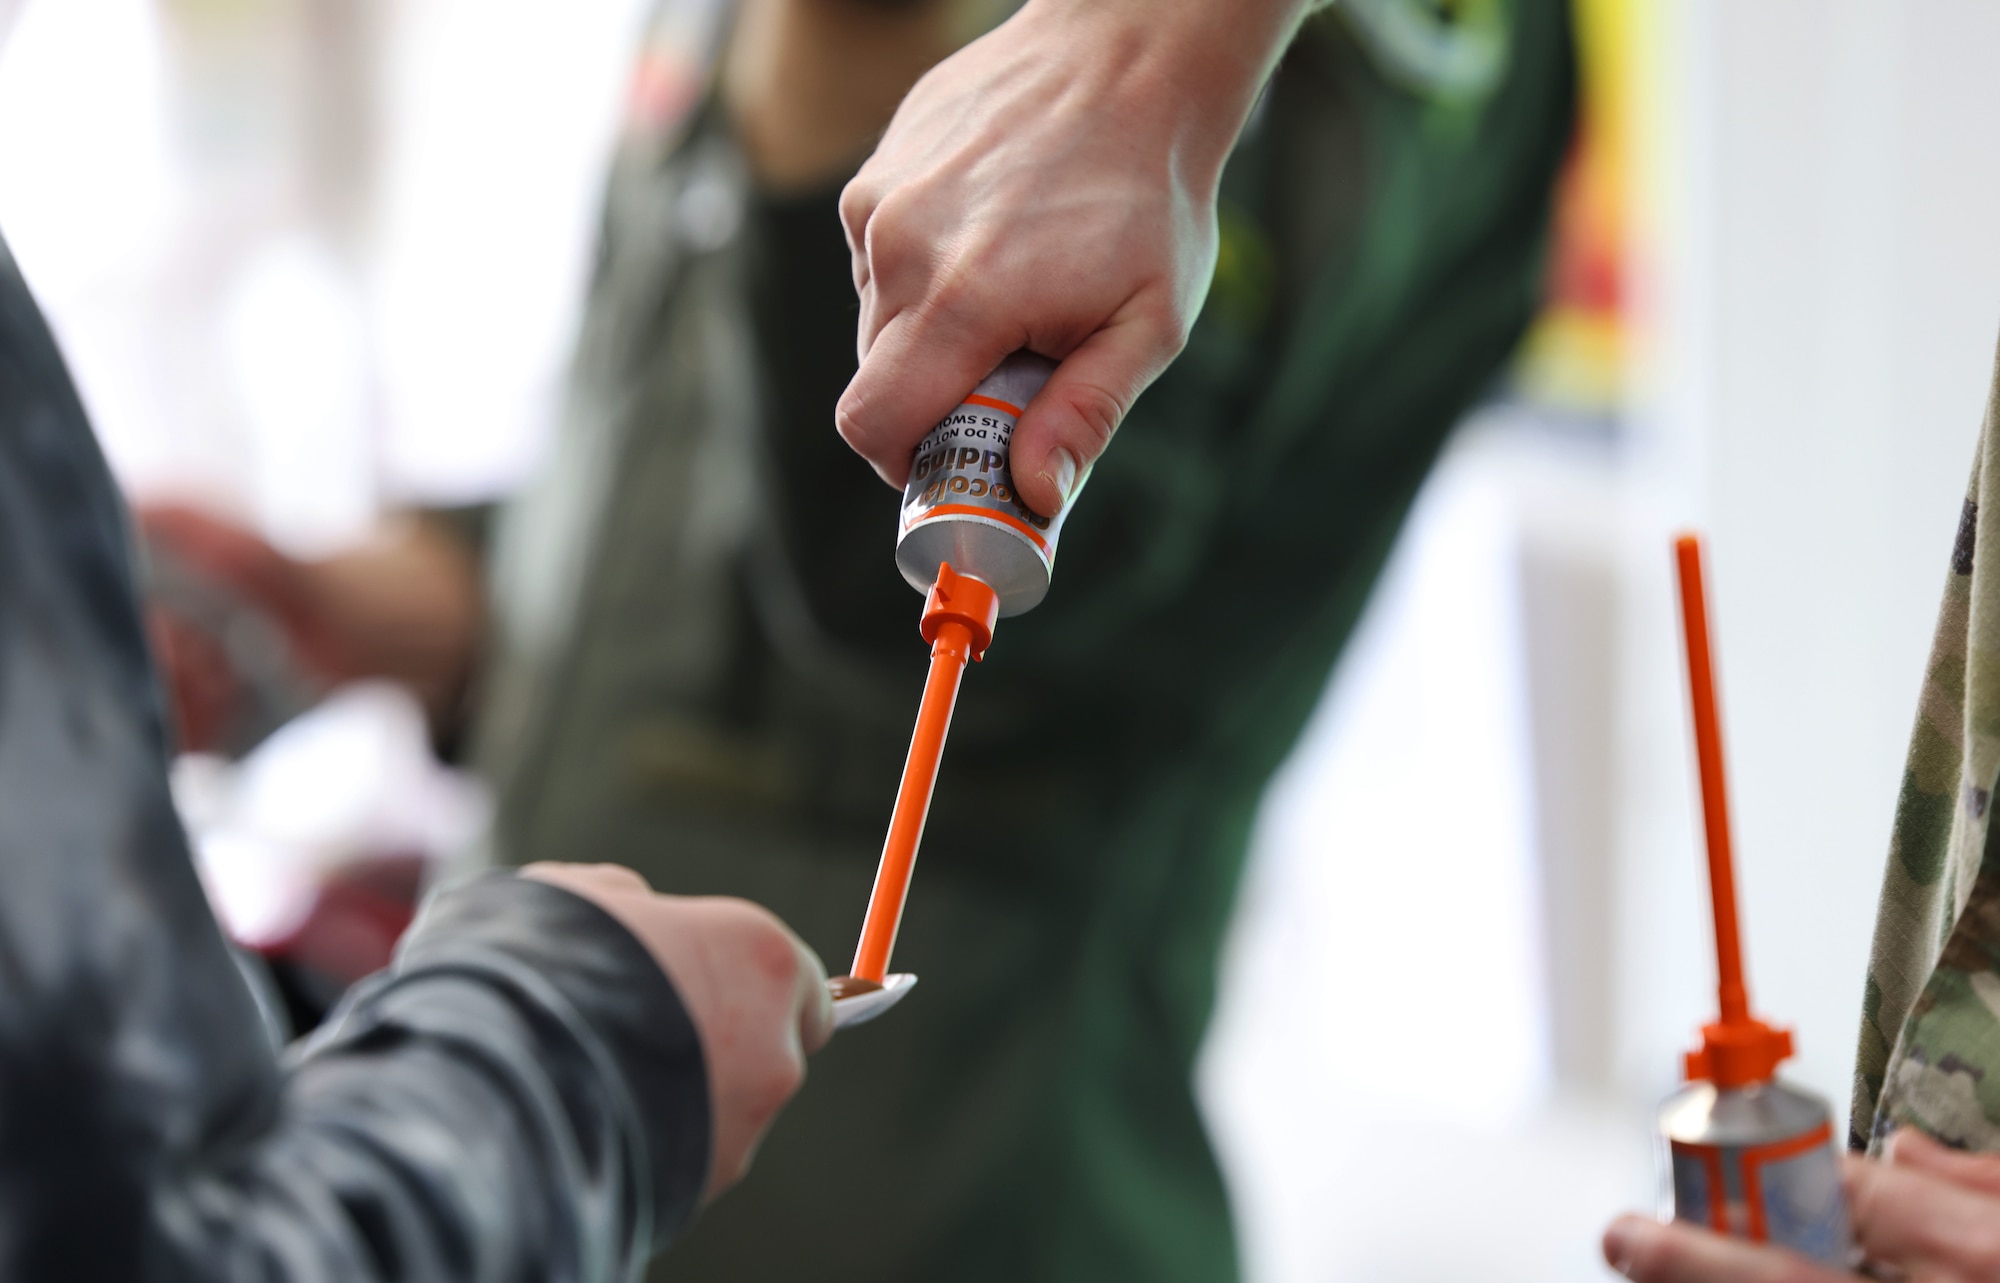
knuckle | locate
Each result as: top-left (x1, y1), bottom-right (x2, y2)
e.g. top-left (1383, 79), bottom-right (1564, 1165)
top-left (709, 893), bottom-right (773, 925)
top-left (751, 928), bottom-right (803, 989)
top-left (756, 1055), bottom-right (806, 1118)
top-left (861, 189), bottom-right (924, 267)
top-left (837, 177), bottom-right (878, 245)
top-left (863, 184), bottom-right (912, 232)
top-left (917, 269), bottom-right (983, 328)
top-left (709, 898), bottom-right (802, 987)
top-left (1145, 298), bottom-right (1196, 359)
top-left (948, 230), bottom-right (1008, 281)
top-left (835, 391), bottom-right (879, 454)
top-left (1059, 381), bottom-right (1125, 459)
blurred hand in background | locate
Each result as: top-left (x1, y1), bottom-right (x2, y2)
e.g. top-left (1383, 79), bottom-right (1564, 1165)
top-left (138, 504), bottom-right (483, 754)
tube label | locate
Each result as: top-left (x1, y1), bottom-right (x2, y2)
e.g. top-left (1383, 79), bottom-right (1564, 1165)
top-left (1670, 1124), bottom-right (1851, 1265)
top-left (898, 394), bottom-right (1061, 564)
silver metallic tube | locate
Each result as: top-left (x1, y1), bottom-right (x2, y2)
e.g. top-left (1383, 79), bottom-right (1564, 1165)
top-left (894, 352), bottom-right (1074, 616)
top-left (1659, 1078), bottom-right (1852, 1266)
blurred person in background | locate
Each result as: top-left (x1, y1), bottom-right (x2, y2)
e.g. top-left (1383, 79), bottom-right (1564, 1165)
top-left (145, 0), bottom-right (1575, 1279)
top-left (0, 135), bottom-right (834, 1283)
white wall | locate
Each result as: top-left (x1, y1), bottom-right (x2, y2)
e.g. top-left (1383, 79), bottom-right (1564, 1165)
top-left (0, 0), bottom-right (655, 551)
top-left (1637, 0), bottom-right (2000, 1113)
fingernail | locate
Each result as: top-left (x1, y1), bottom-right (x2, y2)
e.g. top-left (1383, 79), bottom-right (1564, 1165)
top-left (1039, 448), bottom-right (1079, 510)
top-left (1602, 1219), bottom-right (1641, 1278)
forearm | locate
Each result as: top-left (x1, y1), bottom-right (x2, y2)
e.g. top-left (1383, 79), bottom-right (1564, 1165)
top-left (297, 514), bottom-right (484, 721)
top-left (724, 0), bottom-right (967, 189)
top-left (724, 0), bottom-right (1314, 193)
top-left (1020, 0), bottom-right (1315, 189)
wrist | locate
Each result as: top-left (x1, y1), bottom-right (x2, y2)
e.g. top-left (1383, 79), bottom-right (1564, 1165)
top-left (1017, 0), bottom-right (1308, 186)
top-left (726, 0), bottom-right (964, 189)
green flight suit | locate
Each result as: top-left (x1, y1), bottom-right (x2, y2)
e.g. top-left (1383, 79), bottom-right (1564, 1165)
top-left (472, 3), bottom-right (1574, 1279)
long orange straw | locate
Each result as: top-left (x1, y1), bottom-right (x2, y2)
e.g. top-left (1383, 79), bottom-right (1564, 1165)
top-left (851, 564), bottom-right (999, 983)
top-left (1675, 534), bottom-right (1791, 1086)
top-left (1675, 534), bottom-right (1750, 1026)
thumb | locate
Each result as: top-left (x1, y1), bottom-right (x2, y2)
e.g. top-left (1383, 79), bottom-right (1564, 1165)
top-left (1008, 313), bottom-right (1176, 518)
top-left (794, 941), bottom-right (834, 1055)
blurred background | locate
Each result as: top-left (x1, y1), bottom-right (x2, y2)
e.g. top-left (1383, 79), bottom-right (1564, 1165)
top-left (5, 0), bottom-right (2000, 1279)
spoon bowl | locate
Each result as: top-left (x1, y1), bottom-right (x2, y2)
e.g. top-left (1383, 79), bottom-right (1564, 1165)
top-left (830, 973), bottom-right (917, 1029)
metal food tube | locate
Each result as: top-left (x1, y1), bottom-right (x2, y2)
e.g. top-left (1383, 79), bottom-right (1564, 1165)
top-left (1660, 536), bottom-right (1854, 1269)
top-left (894, 352), bottom-right (1071, 616)
top-left (1659, 1078), bottom-right (1852, 1266)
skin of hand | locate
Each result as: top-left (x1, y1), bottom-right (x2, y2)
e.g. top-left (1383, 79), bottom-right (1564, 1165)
top-left (834, 0), bottom-right (1313, 517)
top-left (1604, 1128), bottom-right (2000, 1282)
top-left (518, 864), bottom-right (836, 1203)
top-left (136, 504), bottom-right (483, 730)
top-left (723, 0), bottom-right (975, 193)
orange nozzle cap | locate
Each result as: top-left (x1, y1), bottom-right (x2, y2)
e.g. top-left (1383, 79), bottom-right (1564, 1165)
top-left (920, 562), bottom-right (999, 661)
top-left (847, 561), bottom-right (999, 983)
top-left (1675, 533), bottom-right (1793, 1090)
top-left (1684, 1018), bottom-right (1794, 1089)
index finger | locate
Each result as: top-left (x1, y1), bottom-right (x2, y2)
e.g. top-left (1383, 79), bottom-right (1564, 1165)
top-left (1882, 1126), bottom-right (2000, 1197)
top-left (836, 305), bottom-right (1018, 489)
top-left (1846, 1146), bottom-right (2000, 1272)
top-left (793, 939), bottom-right (834, 1055)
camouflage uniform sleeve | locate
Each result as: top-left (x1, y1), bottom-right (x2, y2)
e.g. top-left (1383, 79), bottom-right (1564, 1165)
top-left (1856, 329), bottom-right (2000, 1152)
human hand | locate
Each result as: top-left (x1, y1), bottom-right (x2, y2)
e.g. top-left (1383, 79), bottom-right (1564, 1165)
top-left (1604, 1128), bottom-right (2000, 1281)
top-left (518, 864), bottom-right (834, 1202)
top-left (138, 504), bottom-right (481, 734)
top-left (834, 0), bottom-right (1306, 517)
top-left (138, 505), bottom-right (345, 752)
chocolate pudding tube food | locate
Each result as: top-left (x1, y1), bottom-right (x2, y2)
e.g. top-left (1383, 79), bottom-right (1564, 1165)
top-left (828, 354), bottom-right (1071, 1027)
top-left (1659, 535), bottom-right (1852, 1264)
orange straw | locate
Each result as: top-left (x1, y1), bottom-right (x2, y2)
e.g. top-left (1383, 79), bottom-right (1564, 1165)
top-left (1674, 533), bottom-right (1790, 1086)
top-left (851, 563), bottom-right (1000, 983)
top-left (1675, 535), bottom-right (1749, 1025)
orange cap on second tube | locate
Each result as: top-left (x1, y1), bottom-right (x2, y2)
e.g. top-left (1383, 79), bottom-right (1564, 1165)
top-left (1674, 534), bottom-right (1793, 1089)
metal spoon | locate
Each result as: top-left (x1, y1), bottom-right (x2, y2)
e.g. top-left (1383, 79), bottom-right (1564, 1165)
top-left (829, 973), bottom-right (917, 1030)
